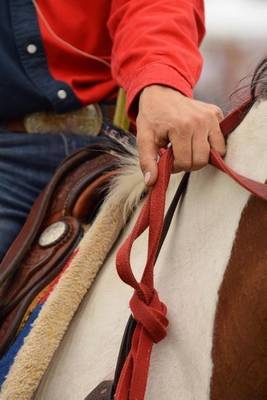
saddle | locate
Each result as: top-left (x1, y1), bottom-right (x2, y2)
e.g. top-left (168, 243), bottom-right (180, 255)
top-left (0, 126), bottom-right (135, 358)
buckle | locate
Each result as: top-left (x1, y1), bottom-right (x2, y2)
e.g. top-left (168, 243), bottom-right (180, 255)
top-left (24, 104), bottom-right (103, 136)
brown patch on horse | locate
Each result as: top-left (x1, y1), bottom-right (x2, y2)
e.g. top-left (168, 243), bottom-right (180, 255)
top-left (211, 195), bottom-right (267, 399)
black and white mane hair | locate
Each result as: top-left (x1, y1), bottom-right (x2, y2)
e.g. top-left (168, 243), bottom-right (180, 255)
top-left (251, 57), bottom-right (267, 101)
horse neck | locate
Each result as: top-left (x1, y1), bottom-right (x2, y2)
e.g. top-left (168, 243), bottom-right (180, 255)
top-left (225, 100), bottom-right (267, 180)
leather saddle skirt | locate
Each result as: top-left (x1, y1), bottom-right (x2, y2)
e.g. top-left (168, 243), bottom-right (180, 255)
top-left (0, 128), bottom-right (135, 358)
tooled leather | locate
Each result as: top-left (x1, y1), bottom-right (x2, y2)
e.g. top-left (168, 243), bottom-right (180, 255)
top-left (0, 221), bottom-right (81, 358)
top-left (0, 149), bottom-right (90, 287)
top-left (49, 154), bottom-right (117, 219)
top-left (0, 146), bottom-right (118, 287)
top-left (72, 171), bottom-right (116, 222)
top-left (0, 159), bottom-right (114, 313)
top-left (0, 217), bottom-right (80, 315)
top-left (0, 225), bottom-right (81, 357)
top-left (0, 142), bottom-right (121, 357)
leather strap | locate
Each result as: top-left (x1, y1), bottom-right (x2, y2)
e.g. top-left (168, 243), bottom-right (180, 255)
top-left (211, 98), bottom-right (267, 200)
top-left (114, 98), bottom-right (267, 400)
top-left (3, 104), bottom-right (115, 134)
top-left (210, 148), bottom-right (267, 200)
top-left (115, 150), bottom-right (173, 400)
top-left (219, 98), bottom-right (252, 136)
top-left (84, 381), bottom-right (113, 400)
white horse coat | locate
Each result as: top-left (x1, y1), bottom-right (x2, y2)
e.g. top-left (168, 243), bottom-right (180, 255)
top-left (33, 100), bottom-right (267, 400)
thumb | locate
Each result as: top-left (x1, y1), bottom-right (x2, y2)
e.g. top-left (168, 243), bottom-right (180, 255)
top-left (136, 129), bottom-right (159, 186)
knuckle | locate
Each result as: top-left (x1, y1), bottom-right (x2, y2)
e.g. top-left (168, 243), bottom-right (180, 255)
top-left (174, 159), bottom-right (192, 171)
top-left (193, 144), bottom-right (210, 169)
top-left (208, 104), bottom-right (221, 113)
top-left (204, 105), bottom-right (216, 117)
top-left (207, 109), bottom-right (218, 120)
top-left (193, 156), bottom-right (209, 169)
top-left (180, 119), bottom-right (192, 132)
top-left (187, 114), bottom-right (207, 130)
top-left (176, 128), bottom-right (191, 142)
top-left (192, 113), bottom-right (204, 126)
top-left (208, 120), bottom-right (221, 135)
top-left (210, 107), bottom-right (223, 121)
top-left (209, 128), bottom-right (223, 140)
top-left (172, 118), bottom-right (191, 132)
top-left (214, 106), bottom-right (223, 116)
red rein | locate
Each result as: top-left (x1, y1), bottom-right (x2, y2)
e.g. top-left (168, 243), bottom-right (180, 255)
top-left (115, 100), bottom-right (267, 400)
top-left (115, 149), bottom-right (173, 400)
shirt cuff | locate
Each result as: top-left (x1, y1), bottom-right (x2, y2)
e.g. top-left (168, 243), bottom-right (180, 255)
top-left (125, 62), bottom-right (193, 120)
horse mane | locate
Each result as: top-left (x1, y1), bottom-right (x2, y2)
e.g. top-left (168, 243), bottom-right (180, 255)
top-left (251, 57), bottom-right (267, 101)
top-left (106, 142), bottom-right (146, 223)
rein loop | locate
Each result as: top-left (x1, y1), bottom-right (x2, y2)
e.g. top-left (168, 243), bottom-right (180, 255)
top-left (115, 149), bottom-right (173, 400)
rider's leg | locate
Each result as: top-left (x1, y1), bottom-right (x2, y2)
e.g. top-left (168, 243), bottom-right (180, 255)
top-left (0, 131), bottom-right (100, 262)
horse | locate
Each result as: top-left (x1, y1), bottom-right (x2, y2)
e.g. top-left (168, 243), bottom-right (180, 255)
top-left (2, 59), bottom-right (267, 400)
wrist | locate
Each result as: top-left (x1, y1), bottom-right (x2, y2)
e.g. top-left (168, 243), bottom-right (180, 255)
top-left (140, 84), bottom-right (186, 102)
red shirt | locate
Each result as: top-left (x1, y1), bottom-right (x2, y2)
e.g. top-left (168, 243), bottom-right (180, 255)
top-left (36, 0), bottom-right (205, 118)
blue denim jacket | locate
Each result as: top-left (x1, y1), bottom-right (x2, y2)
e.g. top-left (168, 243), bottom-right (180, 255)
top-left (0, 0), bottom-right (79, 120)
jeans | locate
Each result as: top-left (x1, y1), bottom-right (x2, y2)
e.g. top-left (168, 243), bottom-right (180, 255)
top-left (0, 130), bottom-right (102, 261)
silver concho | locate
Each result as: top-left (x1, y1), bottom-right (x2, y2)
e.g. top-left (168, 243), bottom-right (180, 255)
top-left (38, 221), bottom-right (69, 248)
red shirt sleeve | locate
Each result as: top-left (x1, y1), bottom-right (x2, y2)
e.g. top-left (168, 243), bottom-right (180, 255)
top-left (108, 0), bottom-right (205, 118)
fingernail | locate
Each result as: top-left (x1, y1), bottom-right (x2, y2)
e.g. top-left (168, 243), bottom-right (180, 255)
top-left (144, 171), bottom-right (151, 185)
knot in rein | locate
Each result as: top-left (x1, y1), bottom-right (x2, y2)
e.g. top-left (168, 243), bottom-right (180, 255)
top-left (130, 286), bottom-right (168, 344)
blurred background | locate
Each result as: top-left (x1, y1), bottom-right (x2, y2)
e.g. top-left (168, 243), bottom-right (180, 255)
top-left (195, 0), bottom-right (267, 112)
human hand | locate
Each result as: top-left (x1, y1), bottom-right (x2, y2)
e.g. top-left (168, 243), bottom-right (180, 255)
top-left (136, 85), bottom-right (226, 186)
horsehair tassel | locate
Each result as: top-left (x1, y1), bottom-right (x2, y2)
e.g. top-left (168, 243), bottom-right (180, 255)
top-left (115, 149), bottom-right (173, 400)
